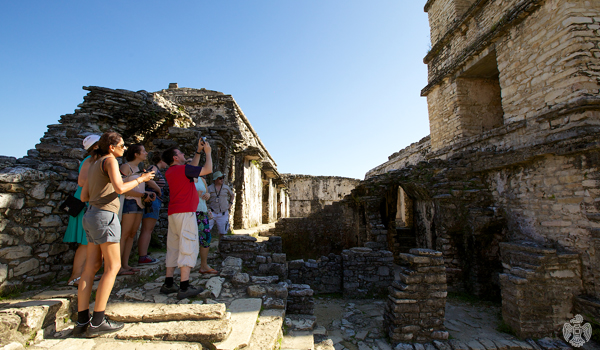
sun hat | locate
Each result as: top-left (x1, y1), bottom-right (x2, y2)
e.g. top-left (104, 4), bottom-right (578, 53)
top-left (82, 135), bottom-right (101, 150)
top-left (212, 171), bottom-right (224, 180)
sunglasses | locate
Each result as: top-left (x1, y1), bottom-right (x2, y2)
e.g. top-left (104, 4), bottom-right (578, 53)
top-left (114, 144), bottom-right (127, 150)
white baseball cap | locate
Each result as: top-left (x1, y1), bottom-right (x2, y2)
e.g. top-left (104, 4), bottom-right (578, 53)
top-left (82, 135), bottom-right (101, 150)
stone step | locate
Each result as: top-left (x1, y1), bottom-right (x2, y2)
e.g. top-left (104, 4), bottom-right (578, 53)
top-left (114, 318), bottom-right (231, 344)
top-left (105, 302), bottom-right (226, 322)
top-left (281, 330), bottom-right (314, 350)
top-left (247, 309), bottom-right (285, 350)
top-left (28, 337), bottom-right (206, 349)
top-left (0, 291), bottom-right (77, 343)
top-left (214, 298), bottom-right (263, 350)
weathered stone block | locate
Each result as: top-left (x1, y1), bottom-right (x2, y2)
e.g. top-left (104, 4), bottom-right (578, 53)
top-left (13, 259), bottom-right (39, 276)
top-left (0, 194), bottom-right (24, 209)
top-left (0, 246), bottom-right (32, 260)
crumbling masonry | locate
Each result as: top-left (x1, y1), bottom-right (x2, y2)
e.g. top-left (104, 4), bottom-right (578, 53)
top-left (0, 0), bottom-right (599, 345)
top-left (0, 84), bottom-right (293, 289)
top-left (276, 0), bottom-right (600, 341)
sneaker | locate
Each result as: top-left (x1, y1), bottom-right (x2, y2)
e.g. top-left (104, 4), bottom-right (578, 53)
top-left (160, 283), bottom-right (179, 295)
top-left (177, 285), bottom-right (203, 300)
top-left (138, 255), bottom-right (159, 265)
top-left (72, 319), bottom-right (90, 338)
top-left (85, 316), bottom-right (124, 338)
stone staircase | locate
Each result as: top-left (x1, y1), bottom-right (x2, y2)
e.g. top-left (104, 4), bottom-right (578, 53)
top-left (1, 284), bottom-right (287, 350)
top-left (0, 236), bottom-right (303, 350)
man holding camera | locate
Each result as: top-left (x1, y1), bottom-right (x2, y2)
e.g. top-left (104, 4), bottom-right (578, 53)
top-left (207, 171), bottom-right (235, 236)
top-left (160, 138), bottom-right (212, 300)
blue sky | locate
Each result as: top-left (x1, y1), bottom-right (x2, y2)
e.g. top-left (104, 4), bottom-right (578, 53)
top-left (0, 1), bottom-right (431, 180)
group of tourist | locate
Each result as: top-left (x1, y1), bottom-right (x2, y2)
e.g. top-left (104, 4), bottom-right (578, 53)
top-left (63, 131), bottom-right (234, 338)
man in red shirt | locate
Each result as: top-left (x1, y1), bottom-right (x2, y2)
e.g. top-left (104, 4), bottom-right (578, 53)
top-left (160, 138), bottom-right (212, 300)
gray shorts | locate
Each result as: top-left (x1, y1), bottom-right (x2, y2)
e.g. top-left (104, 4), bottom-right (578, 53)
top-left (83, 206), bottom-right (121, 244)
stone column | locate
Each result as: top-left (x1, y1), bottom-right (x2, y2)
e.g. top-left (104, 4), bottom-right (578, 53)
top-left (384, 248), bottom-right (448, 344)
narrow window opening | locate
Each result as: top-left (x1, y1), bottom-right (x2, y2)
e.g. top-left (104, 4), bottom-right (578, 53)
top-left (456, 51), bottom-right (504, 137)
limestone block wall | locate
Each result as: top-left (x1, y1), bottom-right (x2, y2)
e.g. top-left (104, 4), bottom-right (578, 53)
top-left (342, 247), bottom-right (394, 298)
top-left (218, 235), bottom-right (285, 277)
top-left (486, 151), bottom-right (600, 300)
top-left (365, 136), bottom-right (431, 179)
top-left (274, 201), bottom-right (360, 260)
top-left (282, 174), bottom-right (360, 217)
top-left (499, 241), bottom-right (583, 338)
top-left (287, 248), bottom-right (394, 298)
top-left (423, 0), bottom-right (600, 153)
top-left (288, 254), bottom-right (343, 294)
top-left (497, 1), bottom-right (600, 125)
top-left (425, 0), bottom-right (476, 45)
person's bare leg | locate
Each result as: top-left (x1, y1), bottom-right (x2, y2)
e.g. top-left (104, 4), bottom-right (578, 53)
top-left (180, 266), bottom-right (191, 282)
top-left (78, 242), bottom-right (102, 312)
top-left (199, 247), bottom-right (212, 271)
top-left (120, 213), bottom-right (142, 270)
top-left (138, 217), bottom-right (157, 257)
top-left (166, 266), bottom-right (176, 278)
top-left (93, 242), bottom-right (121, 312)
top-left (69, 244), bottom-right (87, 283)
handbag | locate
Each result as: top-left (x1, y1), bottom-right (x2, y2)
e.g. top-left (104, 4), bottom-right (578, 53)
top-left (60, 195), bottom-right (86, 217)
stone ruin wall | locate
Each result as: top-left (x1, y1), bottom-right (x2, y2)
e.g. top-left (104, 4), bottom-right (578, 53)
top-left (423, 0), bottom-right (600, 153)
top-left (365, 136), bottom-right (431, 179)
top-left (281, 174), bottom-right (360, 217)
top-left (271, 0), bottom-right (600, 339)
top-left (355, 0), bottom-right (600, 339)
top-left (0, 85), bottom-right (291, 291)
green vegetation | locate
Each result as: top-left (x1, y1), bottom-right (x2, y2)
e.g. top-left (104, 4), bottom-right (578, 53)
top-left (0, 284), bottom-right (28, 301)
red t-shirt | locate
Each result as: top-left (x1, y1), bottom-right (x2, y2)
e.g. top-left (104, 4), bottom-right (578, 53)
top-left (165, 164), bottom-right (202, 215)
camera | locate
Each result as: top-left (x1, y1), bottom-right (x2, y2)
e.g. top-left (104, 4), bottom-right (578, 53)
top-left (201, 136), bottom-right (207, 142)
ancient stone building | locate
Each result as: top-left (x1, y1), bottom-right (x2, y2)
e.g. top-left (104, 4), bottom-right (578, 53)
top-left (0, 84), bottom-right (289, 290)
top-left (281, 174), bottom-right (360, 217)
top-left (276, 0), bottom-right (600, 340)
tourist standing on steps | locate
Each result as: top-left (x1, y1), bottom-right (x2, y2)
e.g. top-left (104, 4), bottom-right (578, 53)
top-left (195, 174), bottom-right (218, 275)
top-left (64, 134), bottom-right (100, 287)
top-left (137, 152), bottom-right (168, 265)
top-left (119, 144), bottom-right (160, 275)
top-left (77, 132), bottom-right (155, 338)
top-left (160, 138), bottom-right (212, 300)
top-left (207, 171), bottom-right (235, 236)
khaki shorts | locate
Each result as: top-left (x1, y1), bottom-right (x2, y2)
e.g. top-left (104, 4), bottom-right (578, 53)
top-left (166, 212), bottom-right (199, 268)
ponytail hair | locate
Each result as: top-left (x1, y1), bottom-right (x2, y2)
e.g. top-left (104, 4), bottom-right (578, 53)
top-left (92, 132), bottom-right (122, 158)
